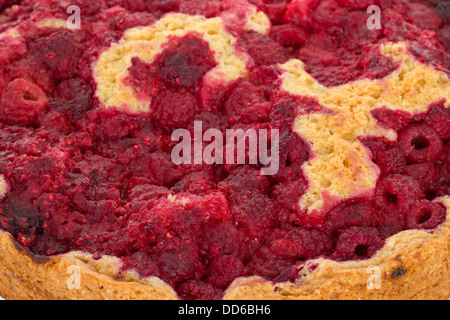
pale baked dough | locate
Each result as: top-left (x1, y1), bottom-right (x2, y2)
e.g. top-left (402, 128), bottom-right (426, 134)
top-left (282, 43), bottom-right (450, 215)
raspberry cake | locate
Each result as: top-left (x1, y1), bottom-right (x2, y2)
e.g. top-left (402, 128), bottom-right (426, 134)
top-left (0, 0), bottom-right (449, 300)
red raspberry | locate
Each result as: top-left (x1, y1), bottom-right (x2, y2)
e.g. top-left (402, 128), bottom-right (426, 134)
top-left (0, 78), bottom-right (49, 125)
top-left (239, 31), bottom-right (289, 66)
top-left (405, 200), bottom-right (446, 230)
top-left (126, 184), bottom-right (171, 202)
top-left (229, 193), bottom-right (277, 240)
top-left (375, 174), bottom-right (422, 214)
top-left (424, 100), bottom-right (450, 140)
top-left (0, 34), bottom-right (26, 65)
top-left (360, 45), bottom-right (398, 80)
top-left (8, 58), bottom-right (55, 95)
top-left (309, 0), bottom-right (349, 31)
top-left (198, 220), bottom-right (247, 261)
top-left (271, 24), bottom-right (309, 54)
top-left (183, 191), bottom-right (231, 221)
top-left (205, 255), bottom-right (245, 289)
top-left (267, 227), bottom-right (332, 260)
top-left (435, 1), bottom-right (450, 24)
top-left (223, 81), bottom-right (272, 124)
top-left (404, 162), bottom-right (439, 192)
top-left (283, 0), bottom-right (320, 29)
top-left (406, 2), bottom-right (442, 31)
top-left (248, 0), bottom-right (288, 24)
top-left (55, 78), bottom-right (94, 121)
top-left (298, 45), bottom-right (339, 67)
top-left (177, 280), bottom-right (223, 300)
top-left (60, 0), bottom-right (103, 15)
top-left (246, 246), bottom-right (296, 280)
top-left (105, 0), bottom-right (148, 12)
top-left (335, 0), bottom-right (380, 9)
top-left (152, 89), bottom-right (199, 130)
top-left (108, 9), bottom-right (156, 31)
top-left (371, 106), bottom-right (412, 131)
top-left (218, 166), bottom-right (271, 195)
top-left (156, 35), bottom-right (217, 89)
top-left (171, 171), bottom-right (216, 195)
top-left (271, 177), bottom-right (308, 211)
top-left (374, 145), bottom-right (407, 174)
top-left (147, 151), bottom-right (186, 186)
top-left (398, 123), bottom-right (443, 163)
top-left (333, 227), bottom-right (384, 261)
top-left (30, 30), bottom-right (82, 80)
top-left (326, 199), bottom-right (381, 232)
top-left (179, 0), bottom-right (223, 18)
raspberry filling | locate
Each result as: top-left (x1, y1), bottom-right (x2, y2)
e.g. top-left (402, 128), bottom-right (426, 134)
top-left (0, 0), bottom-right (449, 300)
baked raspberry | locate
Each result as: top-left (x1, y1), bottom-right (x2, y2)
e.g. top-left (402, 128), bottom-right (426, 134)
top-left (53, 78), bottom-right (94, 121)
top-left (61, 0), bottom-right (103, 16)
top-left (375, 174), bottom-right (422, 214)
top-left (0, 78), bottom-right (49, 125)
top-left (434, 1), bottom-right (450, 24)
top-left (218, 166), bottom-right (271, 196)
top-left (398, 123), bottom-right (443, 163)
top-left (239, 31), bottom-right (289, 66)
top-left (156, 35), bottom-right (217, 89)
top-left (248, 0), bottom-right (287, 24)
top-left (152, 89), bottom-right (199, 130)
top-left (271, 177), bottom-right (308, 211)
top-left (205, 255), bottom-right (245, 289)
top-left (30, 30), bottom-right (82, 80)
top-left (179, 0), bottom-right (223, 18)
top-left (147, 151), bottom-right (186, 186)
top-left (105, 0), bottom-right (148, 12)
top-left (177, 280), bottom-right (223, 300)
top-left (223, 81), bottom-right (272, 124)
top-left (283, 0), bottom-right (320, 29)
top-left (108, 9), bottom-right (156, 31)
top-left (0, 34), bottom-right (26, 65)
top-left (404, 162), bottom-right (439, 192)
top-left (267, 227), bottom-right (332, 259)
top-left (373, 145), bottom-right (407, 174)
top-left (271, 24), bottom-right (308, 54)
top-left (335, 0), bottom-right (379, 10)
top-left (333, 227), bottom-right (384, 261)
top-left (229, 193), bottom-right (278, 240)
top-left (424, 100), bottom-right (450, 140)
top-left (198, 220), bottom-right (247, 261)
top-left (171, 171), bottom-right (216, 195)
top-left (325, 199), bottom-right (381, 232)
top-left (371, 106), bottom-right (413, 131)
top-left (405, 200), bottom-right (447, 230)
top-left (360, 46), bottom-right (399, 80)
top-left (406, 2), bottom-right (442, 31)
top-left (437, 25), bottom-right (450, 53)
top-left (310, 0), bottom-right (349, 31)
top-left (8, 57), bottom-right (55, 95)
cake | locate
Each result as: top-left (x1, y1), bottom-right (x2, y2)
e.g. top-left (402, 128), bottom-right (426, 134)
top-left (0, 0), bottom-right (448, 300)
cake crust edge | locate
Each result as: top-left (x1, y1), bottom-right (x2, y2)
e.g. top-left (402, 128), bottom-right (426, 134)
top-left (1, 197), bottom-right (448, 300)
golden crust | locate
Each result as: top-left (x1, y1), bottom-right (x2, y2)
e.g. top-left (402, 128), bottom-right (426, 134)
top-left (1, 197), bottom-right (448, 300)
